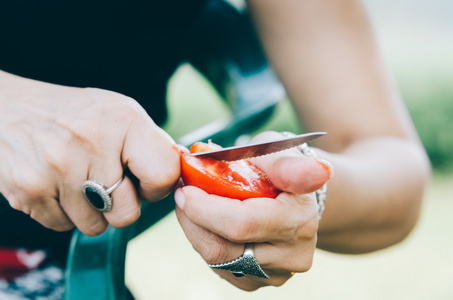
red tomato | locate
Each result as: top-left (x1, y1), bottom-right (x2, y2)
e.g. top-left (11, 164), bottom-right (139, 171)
top-left (180, 141), bottom-right (278, 200)
top-left (189, 141), bottom-right (222, 153)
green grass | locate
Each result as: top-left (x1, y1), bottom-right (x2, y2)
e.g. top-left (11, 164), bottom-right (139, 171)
top-left (399, 70), bottom-right (453, 171)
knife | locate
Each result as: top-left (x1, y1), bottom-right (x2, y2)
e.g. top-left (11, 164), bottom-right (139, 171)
top-left (192, 132), bottom-right (326, 161)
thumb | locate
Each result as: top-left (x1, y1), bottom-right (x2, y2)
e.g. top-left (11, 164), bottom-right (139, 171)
top-left (247, 131), bottom-right (332, 195)
top-left (252, 154), bottom-right (331, 195)
top-left (122, 116), bottom-right (180, 201)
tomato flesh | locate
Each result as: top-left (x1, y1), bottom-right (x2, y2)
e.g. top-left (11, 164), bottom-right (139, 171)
top-left (180, 142), bottom-right (278, 200)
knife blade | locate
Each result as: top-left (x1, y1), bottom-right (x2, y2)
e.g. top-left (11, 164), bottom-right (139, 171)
top-left (192, 132), bottom-right (326, 161)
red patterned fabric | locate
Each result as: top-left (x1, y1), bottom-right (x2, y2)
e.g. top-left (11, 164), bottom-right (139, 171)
top-left (0, 248), bottom-right (46, 280)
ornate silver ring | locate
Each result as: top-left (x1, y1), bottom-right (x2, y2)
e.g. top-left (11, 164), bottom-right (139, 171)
top-left (208, 243), bottom-right (269, 279)
top-left (82, 176), bottom-right (123, 212)
top-left (281, 131), bottom-right (328, 219)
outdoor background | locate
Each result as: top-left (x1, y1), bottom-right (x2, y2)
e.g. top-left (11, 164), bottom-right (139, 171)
top-left (125, 0), bottom-right (453, 299)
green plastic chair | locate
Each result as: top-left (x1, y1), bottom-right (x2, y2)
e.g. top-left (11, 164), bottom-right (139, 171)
top-left (63, 2), bottom-right (285, 299)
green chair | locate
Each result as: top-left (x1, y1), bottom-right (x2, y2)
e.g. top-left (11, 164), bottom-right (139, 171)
top-left (63, 2), bottom-right (285, 299)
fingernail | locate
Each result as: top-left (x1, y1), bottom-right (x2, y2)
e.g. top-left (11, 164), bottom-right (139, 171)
top-left (174, 188), bottom-right (186, 209)
top-left (316, 159), bottom-right (334, 179)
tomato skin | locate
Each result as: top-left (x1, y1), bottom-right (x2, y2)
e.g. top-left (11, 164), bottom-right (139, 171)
top-left (180, 142), bottom-right (278, 200)
top-left (189, 141), bottom-right (221, 153)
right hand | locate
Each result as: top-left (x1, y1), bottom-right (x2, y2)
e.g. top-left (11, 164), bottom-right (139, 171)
top-left (0, 71), bottom-right (180, 236)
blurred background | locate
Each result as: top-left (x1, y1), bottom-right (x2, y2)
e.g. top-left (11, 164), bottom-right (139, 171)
top-left (125, 0), bottom-right (453, 299)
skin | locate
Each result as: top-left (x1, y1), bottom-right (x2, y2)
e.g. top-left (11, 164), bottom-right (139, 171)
top-left (175, 0), bottom-right (431, 291)
top-left (0, 0), bottom-right (430, 293)
top-left (0, 71), bottom-right (180, 236)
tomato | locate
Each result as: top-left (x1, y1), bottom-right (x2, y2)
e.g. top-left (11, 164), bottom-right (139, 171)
top-left (189, 141), bottom-right (222, 153)
top-left (180, 141), bottom-right (278, 200)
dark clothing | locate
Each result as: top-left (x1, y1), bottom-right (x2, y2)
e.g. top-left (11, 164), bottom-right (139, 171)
top-left (0, 0), bottom-right (206, 258)
top-left (0, 0), bottom-right (267, 269)
top-left (0, 0), bottom-right (206, 124)
top-left (0, 198), bottom-right (73, 263)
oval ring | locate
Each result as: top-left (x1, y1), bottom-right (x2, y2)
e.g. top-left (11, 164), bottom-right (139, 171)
top-left (82, 176), bottom-right (123, 212)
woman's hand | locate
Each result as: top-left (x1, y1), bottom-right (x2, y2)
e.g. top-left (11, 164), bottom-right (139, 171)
top-left (175, 131), bottom-right (332, 290)
top-left (0, 71), bottom-right (180, 236)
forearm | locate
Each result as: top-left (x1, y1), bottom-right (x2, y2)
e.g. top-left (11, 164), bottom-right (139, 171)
top-left (316, 136), bottom-right (430, 253)
top-left (248, 0), bottom-right (431, 253)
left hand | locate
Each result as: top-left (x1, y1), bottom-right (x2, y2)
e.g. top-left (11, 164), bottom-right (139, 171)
top-left (175, 131), bottom-right (332, 290)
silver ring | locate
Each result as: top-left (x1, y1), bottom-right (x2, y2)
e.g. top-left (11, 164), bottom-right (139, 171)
top-left (281, 131), bottom-right (328, 220)
top-left (208, 243), bottom-right (269, 279)
top-left (82, 176), bottom-right (123, 212)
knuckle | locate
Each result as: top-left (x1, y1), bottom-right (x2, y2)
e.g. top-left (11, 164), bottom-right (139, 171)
top-left (5, 194), bottom-right (22, 211)
top-left (82, 221), bottom-right (109, 237)
top-left (199, 236), bottom-right (230, 264)
top-left (28, 204), bottom-right (75, 232)
top-left (281, 241), bottom-right (317, 273)
top-left (83, 87), bottom-right (142, 118)
top-left (12, 194), bottom-right (46, 215)
top-left (290, 256), bottom-right (314, 273)
top-left (295, 216), bottom-right (319, 240)
top-left (291, 202), bottom-right (319, 240)
top-left (20, 202), bottom-right (32, 215)
top-left (13, 171), bottom-right (51, 200)
top-left (151, 174), bottom-right (178, 193)
top-left (202, 246), bottom-right (225, 264)
top-left (109, 208), bottom-right (141, 228)
top-left (143, 173), bottom-right (179, 201)
top-left (43, 153), bottom-right (70, 178)
top-left (51, 223), bottom-right (75, 232)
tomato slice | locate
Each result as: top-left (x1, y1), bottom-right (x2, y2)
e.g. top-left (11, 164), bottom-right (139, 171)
top-left (180, 142), bottom-right (278, 200)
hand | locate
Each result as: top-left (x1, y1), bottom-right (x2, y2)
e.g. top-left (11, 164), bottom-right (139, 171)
top-left (0, 72), bottom-right (180, 236)
top-left (175, 131), bottom-right (332, 290)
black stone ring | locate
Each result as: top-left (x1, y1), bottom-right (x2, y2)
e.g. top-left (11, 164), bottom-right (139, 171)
top-left (82, 177), bottom-right (123, 212)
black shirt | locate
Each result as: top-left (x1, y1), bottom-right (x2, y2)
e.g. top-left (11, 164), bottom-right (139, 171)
top-left (0, 0), bottom-right (206, 255)
top-left (0, 0), bottom-right (206, 124)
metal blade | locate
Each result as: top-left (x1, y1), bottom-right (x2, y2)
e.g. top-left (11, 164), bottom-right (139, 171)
top-left (192, 132), bottom-right (326, 161)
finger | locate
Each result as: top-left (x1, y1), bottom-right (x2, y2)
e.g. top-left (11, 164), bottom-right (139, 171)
top-left (12, 196), bottom-right (75, 232)
top-left (84, 155), bottom-right (141, 229)
top-left (249, 131), bottom-right (332, 194)
top-left (122, 118), bottom-right (180, 202)
top-left (175, 199), bottom-right (244, 264)
top-left (103, 176), bottom-right (140, 228)
top-left (3, 171), bottom-right (77, 232)
top-left (59, 174), bottom-right (109, 237)
top-left (176, 186), bottom-right (318, 243)
top-left (178, 202), bottom-right (308, 275)
top-left (1, 174), bottom-right (75, 232)
top-left (176, 200), bottom-right (300, 288)
top-left (253, 241), bottom-right (316, 274)
top-left (252, 155), bottom-right (331, 194)
top-left (215, 266), bottom-right (294, 289)
top-left (211, 268), bottom-right (291, 291)
top-left (176, 191), bottom-right (307, 289)
top-left (176, 202), bottom-right (290, 289)
top-left (29, 199), bottom-right (75, 232)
